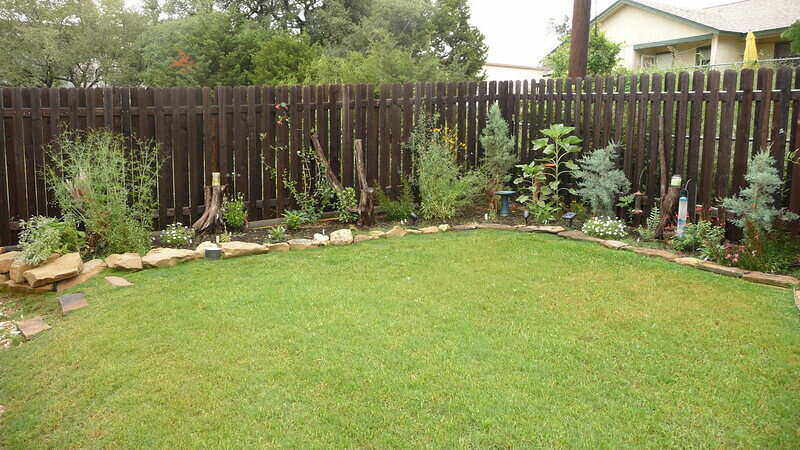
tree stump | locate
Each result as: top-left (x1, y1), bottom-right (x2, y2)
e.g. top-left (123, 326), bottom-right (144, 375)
top-left (192, 184), bottom-right (227, 233)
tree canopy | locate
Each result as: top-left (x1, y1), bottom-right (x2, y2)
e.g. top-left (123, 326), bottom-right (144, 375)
top-left (0, 0), bottom-right (488, 87)
top-left (542, 27), bottom-right (622, 79)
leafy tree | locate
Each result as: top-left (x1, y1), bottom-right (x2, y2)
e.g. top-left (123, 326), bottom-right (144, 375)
top-left (429, 0), bottom-right (487, 79)
top-left (782, 20), bottom-right (800, 54)
top-left (542, 27), bottom-right (622, 78)
top-left (137, 10), bottom-right (267, 86)
top-left (0, 0), bottom-right (146, 87)
top-left (250, 33), bottom-right (318, 85)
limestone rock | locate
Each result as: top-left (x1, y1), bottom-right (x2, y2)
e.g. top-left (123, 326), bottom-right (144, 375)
top-left (451, 224), bottom-right (479, 231)
top-left (105, 276), bottom-right (133, 287)
top-left (9, 253), bottom-right (59, 283)
top-left (57, 259), bottom-right (107, 292)
top-left (105, 253), bottom-right (143, 271)
top-left (288, 239), bottom-right (319, 250)
top-left (3, 280), bottom-right (54, 294)
top-left (220, 241), bottom-right (269, 257)
top-left (742, 272), bottom-right (799, 288)
top-left (630, 247), bottom-right (678, 261)
top-left (558, 230), bottom-right (604, 243)
top-left (369, 230), bottom-right (386, 238)
top-left (438, 224), bottom-right (450, 232)
top-left (195, 241), bottom-right (219, 257)
top-left (385, 226), bottom-right (407, 238)
top-left (673, 257), bottom-right (702, 267)
top-left (601, 240), bottom-right (629, 250)
top-left (23, 253), bottom-right (83, 287)
top-left (419, 226), bottom-right (439, 234)
top-left (330, 229), bottom-right (354, 245)
top-left (405, 229), bottom-right (422, 234)
top-left (16, 317), bottom-right (50, 339)
top-left (354, 234), bottom-right (379, 243)
top-left (698, 262), bottom-right (745, 278)
top-left (477, 223), bottom-right (515, 230)
top-left (58, 293), bottom-right (88, 314)
top-left (519, 225), bottom-right (566, 234)
top-left (142, 248), bottom-right (198, 268)
top-left (0, 251), bottom-right (20, 273)
top-left (266, 242), bottom-right (290, 252)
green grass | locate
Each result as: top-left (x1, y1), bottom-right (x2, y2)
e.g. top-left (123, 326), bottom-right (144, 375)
top-left (1, 230), bottom-right (799, 447)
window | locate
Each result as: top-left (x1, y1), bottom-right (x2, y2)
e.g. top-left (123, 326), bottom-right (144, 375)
top-left (641, 55), bottom-right (656, 69)
top-left (775, 41), bottom-right (799, 59)
top-left (695, 46), bottom-right (711, 66)
top-left (655, 52), bottom-right (674, 69)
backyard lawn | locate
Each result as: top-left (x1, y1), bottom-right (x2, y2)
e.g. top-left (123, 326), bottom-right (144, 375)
top-left (1, 230), bottom-right (798, 447)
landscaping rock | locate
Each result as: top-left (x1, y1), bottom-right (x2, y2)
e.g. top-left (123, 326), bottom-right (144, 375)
top-left (105, 276), bottom-right (133, 287)
top-left (16, 317), bottom-right (50, 339)
top-left (142, 248), bottom-right (198, 268)
top-left (288, 239), bottom-right (319, 250)
top-left (601, 240), bottom-right (629, 250)
top-left (630, 247), bottom-right (678, 261)
top-left (58, 293), bottom-right (88, 314)
top-left (519, 225), bottom-right (566, 234)
top-left (354, 234), bottom-right (379, 243)
top-left (329, 229), bottom-right (353, 245)
top-left (698, 262), bottom-right (745, 278)
top-left (105, 253), bottom-right (143, 271)
top-left (266, 242), bottom-right (290, 252)
top-left (742, 272), bottom-right (800, 289)
top-left (23, 253), bottom-right (83, 287)
top-left (0, 274), bottom-right (7, 282)
top-left (195, 241), bottom-right (219, 257)
top-left (558, 230), bottom-right (604, 243)
top-left (220, 241), bottom-right (269, 257)
top-left (0, 251), bottom-right (20, 273)
top-left (9, 253), bottom-right (59, 283)
top-left (57, 259), bottom-right (107, 292)
top-left (369, 230), bottom-right (386, 237)
top-left (405, 229), bottom-right (422, 234)
top-left (438, 224), bottom-right (450, 232)
top-left (673, 257), bottom-right (703, 267)
top-left (419, 226), bottom-right (439, 234)
top-left (477, 223), bottom-right (515, 230)
top-left (312, 233), bottom-right (330, 245)
top-left (451, 224), bottom-right (478, 231)
top-left (384, 226), bottom-right (407, 238)
top-left (3, 280), bottom-right (54, 294)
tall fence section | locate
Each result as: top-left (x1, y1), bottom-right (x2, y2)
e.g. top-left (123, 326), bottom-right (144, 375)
top-left (1, 67), bottom-right (799, 245)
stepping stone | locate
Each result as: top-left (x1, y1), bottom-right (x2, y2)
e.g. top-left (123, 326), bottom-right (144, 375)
top-left (16, 316), bottom-right (50, 339)
top-left (58, 293), bottom-right (88, 314)
top-left (105, 276), bottom-right (133, 287)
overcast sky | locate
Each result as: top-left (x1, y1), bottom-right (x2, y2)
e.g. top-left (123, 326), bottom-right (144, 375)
top-left (469, 0), bottom-right (734, 67)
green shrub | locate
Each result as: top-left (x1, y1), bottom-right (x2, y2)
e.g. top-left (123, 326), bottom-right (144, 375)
top-left (376, 180), bottom-right (415, 221)
top-left (582, 216), bottom-right (626, 239)
top-left (272, 146), bottom-right (336, 224)
top-left (222, 192), bottom-right (247, 230)
top-left (282, 209), bottom-right (310, 230)
top-left (670, 220), bottom-right (725, 259)
top-left (570, 143), bottom-right (630, 217)
top-left (45, 130), bottom-right (162, 256)
top-left (17, 216), bottom-right (85, 265)
top-left (161, 223), bottom-right (196, 248)
top-left (479, 103), bottom-right (516, 207)
top-left (265, 225), bottom-right (287, 244)
top-left (416, 138), bottom-right (484, 221)
top-left (636, 207), bottom-right (660, 241)
top-left (336, 187), bottom-right (359, 223)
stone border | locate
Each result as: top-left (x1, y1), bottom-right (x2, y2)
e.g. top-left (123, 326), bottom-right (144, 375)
top-left (3, 223), bottom-right (799, 295)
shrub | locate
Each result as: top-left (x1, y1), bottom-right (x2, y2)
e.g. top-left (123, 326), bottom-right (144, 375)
top-left (636, 207), bottom-right (660, 241)
top-left (222, 192), bottom-right (247, 230)
top-left (722, 232), bottom-right (800, 273)
top-left (17, 216), bottom-right (85, 265)
top-left (671, 220), bottom-right (725, 255)
top-left (582, 216), bottom-right (626, 239)
top-left (336, 187), bottom-right (359, 223)
top-left (272, 146), bottom-right (336, 224)
top-left (479, 103), bottom-right (516, 207)
top-left (161, 223), bottom-right (195, 248)
top-left (570, 143), bottom-right (630, 217)
top-left (265, 225), bottom-right (287, 244)
top-left (45, 130), bottom-right (162, 256)
top-left (282, 209), bottom-right (310, 230)
top-left (376, 180), bottom-right (415, 221)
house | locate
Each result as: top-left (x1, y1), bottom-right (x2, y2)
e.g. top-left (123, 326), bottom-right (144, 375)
top-left (482, 62), bottom-right (551, 81)
top-left (593, 0), bottom-right (800, 70)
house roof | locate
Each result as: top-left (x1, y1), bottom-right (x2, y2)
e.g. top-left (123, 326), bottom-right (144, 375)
top-left (484, 62), bottom-right (550, 71)
top-left (594, 0), bottom-right (800, 35)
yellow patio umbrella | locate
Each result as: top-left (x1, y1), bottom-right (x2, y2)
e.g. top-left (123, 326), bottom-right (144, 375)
top-left (743, 32), bottom-right (758, 68)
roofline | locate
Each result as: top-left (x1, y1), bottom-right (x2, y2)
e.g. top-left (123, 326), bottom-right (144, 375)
top-left (593, 0), bottom-right (719, 33)
top-left (633, 33), bottom-right (714, 50)
top-left (484, 62), bottom-right (551, 71)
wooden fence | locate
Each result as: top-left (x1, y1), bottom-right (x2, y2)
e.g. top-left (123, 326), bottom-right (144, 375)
top-left (1, 67), bottom-right (799, 245)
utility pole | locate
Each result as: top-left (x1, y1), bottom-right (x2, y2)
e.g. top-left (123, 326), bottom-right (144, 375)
top-left (568, 0), bottom-right (591, 78)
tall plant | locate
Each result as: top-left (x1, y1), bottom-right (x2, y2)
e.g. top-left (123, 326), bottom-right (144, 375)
top-left (570, 143), bottom-right (630, 217)
top-left (479, 102), bottom-right (517, 209)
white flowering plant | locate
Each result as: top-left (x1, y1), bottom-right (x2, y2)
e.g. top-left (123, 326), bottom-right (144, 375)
top-left (582, 216), bottom-right (627, 239)
top-left (161, 223), bottom-right (195, 248)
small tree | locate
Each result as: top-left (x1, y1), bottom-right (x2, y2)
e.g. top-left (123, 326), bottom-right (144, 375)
top-left (781, 21), bottom-right (800, 54)
top-left (570, 143), bottom-right (630, 217)
top-left (542, 28), bottom-right (622, 78)
top-left (722, 151), bottom-right (798, 253)
top-left (479, 103), bottom-right (516, 209)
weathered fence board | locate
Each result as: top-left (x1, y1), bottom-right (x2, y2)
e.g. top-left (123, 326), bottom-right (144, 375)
top-left (2, 68), bottom-right (800, 244)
